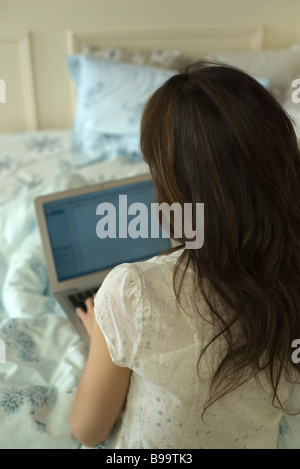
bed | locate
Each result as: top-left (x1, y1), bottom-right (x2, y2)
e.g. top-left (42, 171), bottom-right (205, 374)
top-left (0, 26), bottom-right (299, 449)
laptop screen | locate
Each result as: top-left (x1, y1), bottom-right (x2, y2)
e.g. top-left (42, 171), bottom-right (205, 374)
top-left (42, 180), bottom-right (171, 281)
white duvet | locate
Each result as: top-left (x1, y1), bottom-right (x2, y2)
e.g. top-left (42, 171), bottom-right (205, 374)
top-left (0, 173), bottom-right (89, 448)
top-left (0, 130), bottom-right (148, 449)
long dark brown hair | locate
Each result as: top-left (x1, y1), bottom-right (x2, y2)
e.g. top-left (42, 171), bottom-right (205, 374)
top-left (140, 60), bottom-right (300, 413)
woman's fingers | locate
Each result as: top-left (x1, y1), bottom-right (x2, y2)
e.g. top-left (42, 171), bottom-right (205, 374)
top-left (76, 297), bottom-right (95, 338)
top-left (85, 297), bottom-right (94, 313)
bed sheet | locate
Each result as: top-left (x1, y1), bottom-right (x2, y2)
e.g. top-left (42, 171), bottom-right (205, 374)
top-left (0, 129), bottom-right (148, 205)
top-left (0, 129), bottom-right (148, 449)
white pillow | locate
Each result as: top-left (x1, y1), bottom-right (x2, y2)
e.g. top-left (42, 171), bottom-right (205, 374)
top-left (206, 46), bottom-right (300, 102)
top-left (82, 45), bottom-right (190, 70)
top-left (68, 55), bottom-right (175, 134)
top-left (67, 56), bottom-right (175, 167)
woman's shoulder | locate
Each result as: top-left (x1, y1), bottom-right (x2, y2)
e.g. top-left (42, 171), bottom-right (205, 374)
top-left (96, 247), bottom-right (197, 321)
top-left (104, 247), bottom-right (186, 285)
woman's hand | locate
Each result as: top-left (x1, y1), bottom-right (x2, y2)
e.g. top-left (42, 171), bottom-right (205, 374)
top-left (76, 296), bottom-right (96, 339)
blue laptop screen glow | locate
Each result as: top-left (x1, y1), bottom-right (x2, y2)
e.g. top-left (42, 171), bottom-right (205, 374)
top-left (43, 180), bottom-right (171, 281)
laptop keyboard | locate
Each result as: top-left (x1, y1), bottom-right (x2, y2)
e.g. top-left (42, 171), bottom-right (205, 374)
top-left (68, 288), bottom-right (99, 312)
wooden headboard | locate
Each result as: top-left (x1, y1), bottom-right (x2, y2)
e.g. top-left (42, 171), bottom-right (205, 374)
top-left (0, 26), bottom-right (263, 134)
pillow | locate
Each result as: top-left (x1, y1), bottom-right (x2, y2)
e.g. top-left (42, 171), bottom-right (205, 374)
top-left (82, 45), bottom-right (191, 70)
top-left (67, 55), bottom-right (176, 167)
top-left (254, 77), bottom-right (270, 89)
top-left (206, 46), bottom-right (300, 102)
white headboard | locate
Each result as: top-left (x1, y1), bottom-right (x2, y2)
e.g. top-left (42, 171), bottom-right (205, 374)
top-left (0, 26), bottom-right (264, 134)
top-left (66, 26), bottom-right (264, 55)
top-left (0, 32), bottom-right (37, 133)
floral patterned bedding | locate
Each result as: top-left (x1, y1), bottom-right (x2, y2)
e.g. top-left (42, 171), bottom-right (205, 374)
top-left (0, 129), bottom-right (148, 205)
top-left (0, 129), bottom-right (148, 449)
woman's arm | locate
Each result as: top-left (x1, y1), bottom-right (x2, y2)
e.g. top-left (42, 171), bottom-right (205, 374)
top-left (70, 298), bottom-right (131, 447)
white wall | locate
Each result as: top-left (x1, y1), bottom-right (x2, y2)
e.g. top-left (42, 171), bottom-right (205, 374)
top-left (0, 0), bottom-right (300, 132)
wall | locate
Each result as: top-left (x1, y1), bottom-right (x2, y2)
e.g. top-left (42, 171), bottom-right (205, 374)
top-left (0, 0), bottom-right (300, 132)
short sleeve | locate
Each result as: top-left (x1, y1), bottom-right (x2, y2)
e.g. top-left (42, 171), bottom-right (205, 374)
top-left (94, 263), bottom-right (143, 368)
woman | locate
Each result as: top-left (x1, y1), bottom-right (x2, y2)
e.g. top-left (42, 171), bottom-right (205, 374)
top-left (71, 61), bottom-right (300, 449)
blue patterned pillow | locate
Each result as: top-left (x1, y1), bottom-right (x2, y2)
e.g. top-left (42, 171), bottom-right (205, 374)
top-left (255, 77), bottom-right (270, 89)
top-left (67, 55), bottom-right (175, 167)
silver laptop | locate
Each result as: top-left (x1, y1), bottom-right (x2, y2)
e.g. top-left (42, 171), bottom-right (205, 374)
top-left (35, 174), bottom-right (171, 345)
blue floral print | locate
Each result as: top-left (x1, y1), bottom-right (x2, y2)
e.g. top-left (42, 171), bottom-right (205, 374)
top-left (29, 257), bottom-right (48, 293)
top-left (84, 82), bottom-right (103, 108)
top-left (0, 320), bottom-right (40, 363)
top-left (0, 388), bottom-right (25, 415)
top-left (26, 136), bottom-right (61, 153)
top-left (0, 385), bottom-right (55, 436)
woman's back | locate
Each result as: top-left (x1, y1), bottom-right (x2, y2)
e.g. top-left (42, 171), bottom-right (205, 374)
top-left (94, 250), bottom-right (290, 449)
